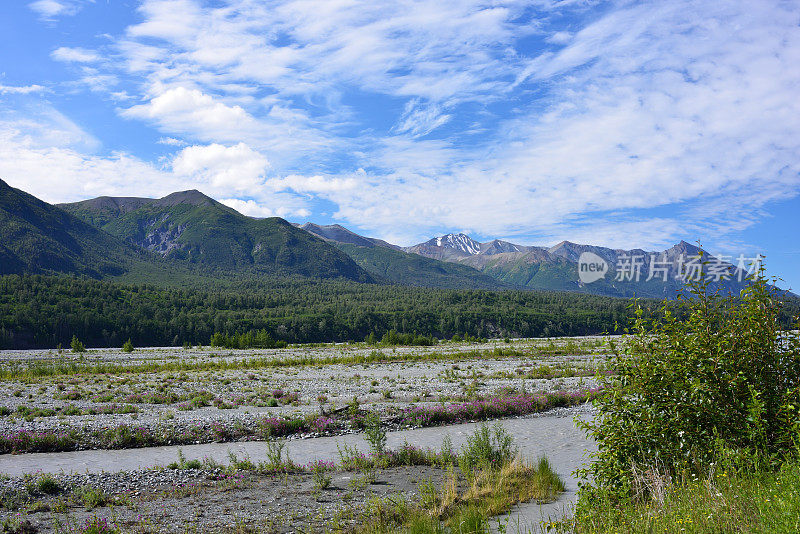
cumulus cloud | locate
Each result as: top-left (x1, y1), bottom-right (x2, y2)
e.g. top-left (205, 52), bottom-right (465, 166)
top-left (0, 121), bottom-right (175, 203)
top-left (122, 87), bottom-right (255, 142)
top-left (219, 198), bottom-right (276, 218)
top-left (172, 142), bottom-right (269, 191)
top-left (219, 198), bottom-right (310, 219)
top-left (0, 110), bottom-right (311, 218)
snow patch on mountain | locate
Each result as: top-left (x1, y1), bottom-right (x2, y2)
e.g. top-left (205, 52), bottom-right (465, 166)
top-left (432, 233), bottom-right (482, 255)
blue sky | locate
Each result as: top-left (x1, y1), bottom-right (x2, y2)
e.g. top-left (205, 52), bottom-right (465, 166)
top-left (1, 0), bottom-right (799, 290)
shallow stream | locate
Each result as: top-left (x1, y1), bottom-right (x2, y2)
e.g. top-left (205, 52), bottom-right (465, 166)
top-left (0, 407), bottom-right (595, 531)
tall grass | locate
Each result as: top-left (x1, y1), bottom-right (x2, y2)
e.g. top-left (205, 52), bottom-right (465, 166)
top-left (555, 458), bottom-right (800, 533)
top-left (357, 456), bottom-right (564, 534)
top-left (353, 423), bottom-right (565, 534)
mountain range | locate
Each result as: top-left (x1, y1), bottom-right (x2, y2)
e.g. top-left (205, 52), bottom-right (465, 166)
top-left (303, 226), bottom-right (755, 298)
top-left (0, 178), bottom-right (766, 299)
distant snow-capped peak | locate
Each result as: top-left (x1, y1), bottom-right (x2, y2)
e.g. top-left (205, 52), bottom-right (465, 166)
top-left (433, 233), bottom-right (481, 255)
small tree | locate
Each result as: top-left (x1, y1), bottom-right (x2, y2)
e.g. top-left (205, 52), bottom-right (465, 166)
top-left (578, 269), bottom-right (800, 502)
top-left (122, 338), bottom-right (134, 353)
top-left (70, 335), bottom-right (86, 353)
top-left (364, 413), bottom-right (387, 455)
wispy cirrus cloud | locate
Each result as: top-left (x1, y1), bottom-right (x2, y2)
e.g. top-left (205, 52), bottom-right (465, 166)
top-left (51, 47), bottom-right (101, 63)
top-left (29, 0), bottom-right (89, 20)
top-left (0, 84), bottom-right (46, 95)
top-left (393, 100), bottom-right (452, 137)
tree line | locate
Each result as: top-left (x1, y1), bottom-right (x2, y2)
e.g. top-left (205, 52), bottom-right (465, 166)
top-left (0, 274), bottom-right (645, 349)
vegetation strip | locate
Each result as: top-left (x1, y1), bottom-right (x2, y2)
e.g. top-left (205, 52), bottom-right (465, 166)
top-left (0, 341), bottom-right (603, 381)
top-left (0, 390), bottom-right (595, 454)
top-left (1, 422), bottom-right (564, 534)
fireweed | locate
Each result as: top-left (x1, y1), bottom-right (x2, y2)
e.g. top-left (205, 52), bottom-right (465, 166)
top-left (0, 390), bottom-right (596, 454)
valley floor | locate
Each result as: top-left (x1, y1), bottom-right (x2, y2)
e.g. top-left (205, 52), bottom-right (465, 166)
top-left (0, 337), bottom-right (604, 533)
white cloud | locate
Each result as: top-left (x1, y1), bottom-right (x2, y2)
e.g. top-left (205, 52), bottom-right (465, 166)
top-left (268, 174), bottom-right (357, 194)
top-left (172, 142), bottom-right (269, 191)
top-left (546, 31), bottom-right (572, 45)
top-left (122, 87), bottom-right (254, 141)
top-left (220, 198), bottom-right (276, 218)
top-left (0, 125), bottom-right (175, 204)
top-left (393, 100), bottom-right (452, 137)
top-left (0, 84), bottom-right (45, 94)
top-left (29, 0), bottom-right (86, 19)
top-left (158, 137), bottom-right (186, 147)
top-left (51, 47), bottom-right (101, 63)
top-left (307, 0), bottom-right (800, 250)
top-left (221, 198), bottom-right (310, 219)
top-left (118, 0), bottom-right (534, 103)
top-left (0, 110), bottom-right (310, 218)
top-left (0, 104), bottom-right (100, 153)
top-left (216, 195), bottom-right (311, 220)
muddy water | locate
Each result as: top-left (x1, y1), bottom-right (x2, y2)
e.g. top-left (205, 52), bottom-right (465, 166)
top-left (0, 408), bottom-right (594, 531)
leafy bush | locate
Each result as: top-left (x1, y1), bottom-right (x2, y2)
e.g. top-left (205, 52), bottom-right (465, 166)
top-left (78, 487), bottom-right (111, 509)
top-left (311, 462), bottom-right (332, 490)
top-left (579, 271), bottom-right (800, 502)
top-left (70, 335), bottom-right (86, 353)
top-left (36, 474), bottom-right (60, 495)
top-left (121, 339), bottom-right (134, 353)
top-left (458, 422), bottom-right (517, 477)
top-left (364, 413), bottom-right (387, 455)
top-left (558, 457), bottom-right (800, 533)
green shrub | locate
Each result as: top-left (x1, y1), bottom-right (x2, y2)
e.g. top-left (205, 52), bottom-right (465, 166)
top-left (558, 457), bottom-right (800, 533)
top-left (312, 463), bottom-right (332, 490)
top-left (79, 487), bottom-right (110, 509)
top-left (121, 339), bottom-right (134, 353)
top-left (36, 474), bottom-right (60, 495)
top-left (70, 335), bottom-right (86, 353)
top-left (458, 422), bottom-right (517, 477)
top-left (364, 413), bottom-right (387, 455)
top-left (578, 270), bottom-right (800, 503)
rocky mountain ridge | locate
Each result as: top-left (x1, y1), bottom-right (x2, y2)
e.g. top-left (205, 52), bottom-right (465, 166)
top-left (0, 179), bottom-right (772, 298)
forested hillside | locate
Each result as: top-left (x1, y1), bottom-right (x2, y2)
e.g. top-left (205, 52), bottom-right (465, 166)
top-left (0, 274), bottom-right (636, 349)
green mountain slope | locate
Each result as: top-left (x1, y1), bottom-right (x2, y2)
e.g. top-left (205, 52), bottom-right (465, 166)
top-left (61, 191), bottom-right (372, 282)
top-left (335, 243), bottom-right (511, 290)
top-left (473, 253), bottom-right (681, 298)
top-left (0, 178), bottom-right (147, 277)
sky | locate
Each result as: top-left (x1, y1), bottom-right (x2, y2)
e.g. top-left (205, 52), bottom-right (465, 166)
top-left (0, 0), bottom-right (799, 290)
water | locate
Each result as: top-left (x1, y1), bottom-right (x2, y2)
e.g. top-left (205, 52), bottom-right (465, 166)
top-left (0, 409), bottom-right (594, 531)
